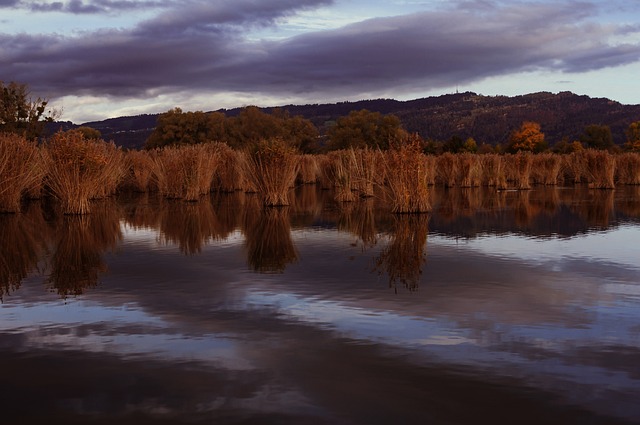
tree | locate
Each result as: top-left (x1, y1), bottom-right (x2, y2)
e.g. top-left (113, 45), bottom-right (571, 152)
top-left (580, 124), bottom-right (613, 150)
top-left (624, 121), bottom-right (640, 152)
top-left (326, 109), bottom-right (405, 151)
top-left (507, 121), bottom-right (547, 153)
top-left (0, 81), bottom-right (59, 140)
top-left (75, 126), bottom-right (102, 140)
top-left (145, 108), bottom-right (222, 148)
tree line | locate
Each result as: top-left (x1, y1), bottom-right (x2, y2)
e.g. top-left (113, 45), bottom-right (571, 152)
top-left (2, 81), bottom-right (640, 153)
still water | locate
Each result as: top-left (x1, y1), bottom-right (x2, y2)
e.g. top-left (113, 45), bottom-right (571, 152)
top-left (1, 186), bottom-right (639, 424)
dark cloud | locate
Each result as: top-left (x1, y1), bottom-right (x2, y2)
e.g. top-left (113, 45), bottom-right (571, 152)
top-left (1, 1), bottom-right (639, 104)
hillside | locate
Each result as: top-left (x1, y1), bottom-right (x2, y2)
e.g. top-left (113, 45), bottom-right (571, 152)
top-left (50, 91), bottom-right (640, 149)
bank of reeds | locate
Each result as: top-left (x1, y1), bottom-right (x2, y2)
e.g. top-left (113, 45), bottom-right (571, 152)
top-left (243, 139), bottom-right (299, 206)
top-left (327, 150), bottom-right (357, 202)
top-left (213, 144), bottom-right (255, 192)
top-left (480, 154), bottom-right (507, 188)
top-left (615, 152), bottom-right (640, 185)
top-left (296, 154), bottom-right (320, 185)
top-left (458, 153), bottom-right (482, 187)
top-left (152, 143), bottom-right (221, 200)
top-left (125, 150), bottom-right (155, 192)
top-left (43, 131), bottom-right (124, 214)
top-left (0, 133), bottom-right (44, 212)
top-left (583, 150), bottom-right (616, 189)
top-left (351, 148), bottom-right (378, 198)
top-left (531, 153), bottom-right (562, 185)
top-left (382, 139), bottom-right (431, 213)
top-left (507, 152), bottom-right (533, 190)
top-left (436, 152), bottom-right (458, 188)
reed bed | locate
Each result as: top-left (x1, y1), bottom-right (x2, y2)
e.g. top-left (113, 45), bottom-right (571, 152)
top-left (423, 155), bottom-right (437, 186)
top-left (296, 154), bottom-right (320, 185)
top-left (213, 144), bottom-right (254, 192)
top-left (531, 153), bottom-right (562, 185)
top-left (507, 152), bottom-right (533, 190)
top-left (457, 153), bottom-right (482, 187)
top-left (562, 151), bottom-right (587, 184)
top-left (43, 131), bottom-right (124, 214)
top-left (327, 150), bottom-right (357, 202)
top-left (93, 142), bottom-right (127, 198)
top-left (583, 150), bottom-right (616, 189)
top-left (243, 139), bottom-right (299, 206)
top-left (152, 143), bottom-right (221, 201)
top-left (244, 207), bottom-right (297, 273)
top-left (436, 152), bottom-right (458, 188)
top-left (615, 152), bottom-right (640, 185)
top-left (382, 140), bottom-right (431, 213)
top-left (0, 133), bottom-right (44, 212)
top-left (125, 150), bottom-right (155, 192)
top-left (316, 154), bottom-right (334, 190)
top-left (375, 214), bottom-right (429, 292)
top-left (480, 154), bottom-right (507, 189)
top-left (351, 148), bottom-right (378, 198)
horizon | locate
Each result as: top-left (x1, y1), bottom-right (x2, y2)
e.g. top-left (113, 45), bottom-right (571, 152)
top-left (3, 0), bottom-right (640, 123)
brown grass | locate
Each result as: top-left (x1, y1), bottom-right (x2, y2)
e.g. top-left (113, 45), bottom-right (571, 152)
top-left (243, 139), bottom-right (299, 206)
top-left (583, 150), bottom-right (616, 189)
top-left (615, 152), bottom-right (640, 185)
top-left (125, 150), bottom-right (155, 192)
top-left (458, 153), bottom-right (482, 187)
top-left (327, 150), bottom-right (357, 202)
top-left (382, 139), bottom-right (431, 213)
top-left (480, 154), bottom-right (507, 189)
top-left (0, 133), bottom-right (44, 212)
top-left (43, 131), bottom-right (124, 214)
top-left (296, 154), bottom-right (320, 185)
top-left (351, 148), bottom-right (378, 198)
top-left (507, 152), bottom-right (533, 190)
top-left (436, 152), bottom-right (458, 188)
top-left (531, 153), bottom-right (562, 185)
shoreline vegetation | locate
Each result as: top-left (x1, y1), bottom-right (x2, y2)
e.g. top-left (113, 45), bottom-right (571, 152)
top-left (1, 131), bottom-right (640, 215)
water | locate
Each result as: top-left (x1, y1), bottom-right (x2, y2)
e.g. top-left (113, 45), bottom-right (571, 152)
top-left (1, 186), bottom-right (639, 424)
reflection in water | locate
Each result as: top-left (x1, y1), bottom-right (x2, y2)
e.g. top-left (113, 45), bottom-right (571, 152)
top-left (46, 201), bottom-right (122, 297)
top-left (375, 214), bottom-right (429, 291)
top-left (0, 204), bottom-right (48, 300)
top-left (158, 197), bottom-right (233, 255)
top-left (244, 206), bottom-right (297, 273)
top-left (337, 198), bottom-right (378, 248)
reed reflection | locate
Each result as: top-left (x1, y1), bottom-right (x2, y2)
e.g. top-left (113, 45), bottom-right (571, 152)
top-left (337, 198), bottom-right (378, 249)
top-left (158, 196), bottom-right (233, 255)
top-left (0, 204), bottom-right (48, 300)
top-left (375, 214), bottom-right (429, 292)
top-left (244, 206), bottom-right (297, 273)
top-left (46, 201), bottom-right (122, 297)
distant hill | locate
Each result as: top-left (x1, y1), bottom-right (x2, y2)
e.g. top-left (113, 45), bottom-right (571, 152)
top-left (48, 91), bottom-right (640, 150)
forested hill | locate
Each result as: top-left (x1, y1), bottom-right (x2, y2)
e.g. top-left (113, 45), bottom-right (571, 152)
top-left (50, 91), bottom-right (640, 149)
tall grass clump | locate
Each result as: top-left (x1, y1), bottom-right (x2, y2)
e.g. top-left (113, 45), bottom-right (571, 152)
top-left (296, 154), bottom-right (320, 185)
top-left (583, 149), bottom-right (616, 189)
top-left (125, 150), bottom-right (155, 192)
top-left (615, 152), bottom-right (640, 185)
top-left (214, 144), bottom-right (255, 192)
top-left (43, 130), bottom-right (122, 214)
top-left (351, 148), bottom-right (378, 198)
top-left (93, 142), bottom-right (127, 198)
top-left (507, 152), bottom-right (533, 189)
top-left (458, 153), bottom-right (482, 187)
top-left (531, 153), bottom-right (562, 185)
top-left (480, 154), bottom-right (507, 188)
top-left (152, 144), bottom-right (221, 201)
top-left (244, 139), bottom-right (299, 206)
top-left (382, 137), bottom-right (431, 213)
top-left (327, 150), bottom-right (357, 202)
top-left (562, 151), bottom-right (587, 184)
top-left (0, 133), bottom-right (43, 213)
top-left (436, 152), bottom-right (458, 187)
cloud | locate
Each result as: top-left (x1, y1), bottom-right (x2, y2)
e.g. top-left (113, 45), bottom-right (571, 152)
top-left (1, 0), bottom-right (639, 112)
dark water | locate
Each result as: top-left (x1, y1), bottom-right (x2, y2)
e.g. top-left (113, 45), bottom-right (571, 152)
top-left (1, 186), bottom-right (640, 424)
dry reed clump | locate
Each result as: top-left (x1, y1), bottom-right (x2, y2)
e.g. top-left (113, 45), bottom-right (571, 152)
top-left (327, 150), bottom-right (357, 202)
top-left (615, 152), bottom-right (640, 185)
top-left (244, 207), bottom-right (297, 273)
top-left (296, 154), bottom-right (320, 185)
top-left (243, 139), bottom-right (299, 206)
top-left (531, 153), bottom-right (562, 185)
top-left (125, 150), bottom-right (155, 192)
top-left (423, 155), bottom-right (436, 186)
top-left (382, 139), bottom-right (431, 213)
top-left (152, 143), bottom-right (221, 201)
top-left (92, 142), bottom-right (127, 198)
top-left (506, 152), bottom-right (533, 189)
top-left (375, 214), bottom-right (429, 292)
top-left (351, 148), bottom-right (378, 198)
top-left (43, 131), bottom-right (124, 214)
top-left (480, 154), bottom-right (507, 189)
top-left (457, 153), bottom-right (482, 187)
top-left (562, 151), bottom-right (587, 184)
top-left (583, 149), bottom-right (616, 189)
top-left (315, 154), bottom-right (333, 190)
top-left (213, 144), bottom-right (255, 192)
top-left (436, 152), bottom-right (458, 187)
top-left (46, 201), bottom-right (122, 297)
top-left (0, 133), bottom-right (44, 212)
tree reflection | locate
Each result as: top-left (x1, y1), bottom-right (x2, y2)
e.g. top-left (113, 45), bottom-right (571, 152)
top-left (46, 201), bottom-right (122, 297)
top-left (0, 204), bottom-right (48, 300)
top-left (244, 207), bottom-right (297, 273)
top-left (375, 214), bottom-right (429, 292)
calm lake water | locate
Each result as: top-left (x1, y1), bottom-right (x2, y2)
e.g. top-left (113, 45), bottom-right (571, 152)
top-left (1, 186), bottom-right (640, 424)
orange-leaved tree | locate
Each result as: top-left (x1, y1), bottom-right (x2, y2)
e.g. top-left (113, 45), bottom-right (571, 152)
top-left (507, 121), bottom-right (547, 153)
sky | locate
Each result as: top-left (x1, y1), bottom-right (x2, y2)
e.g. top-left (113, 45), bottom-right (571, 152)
top-left (2, 0), bottom-right (640, 123)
